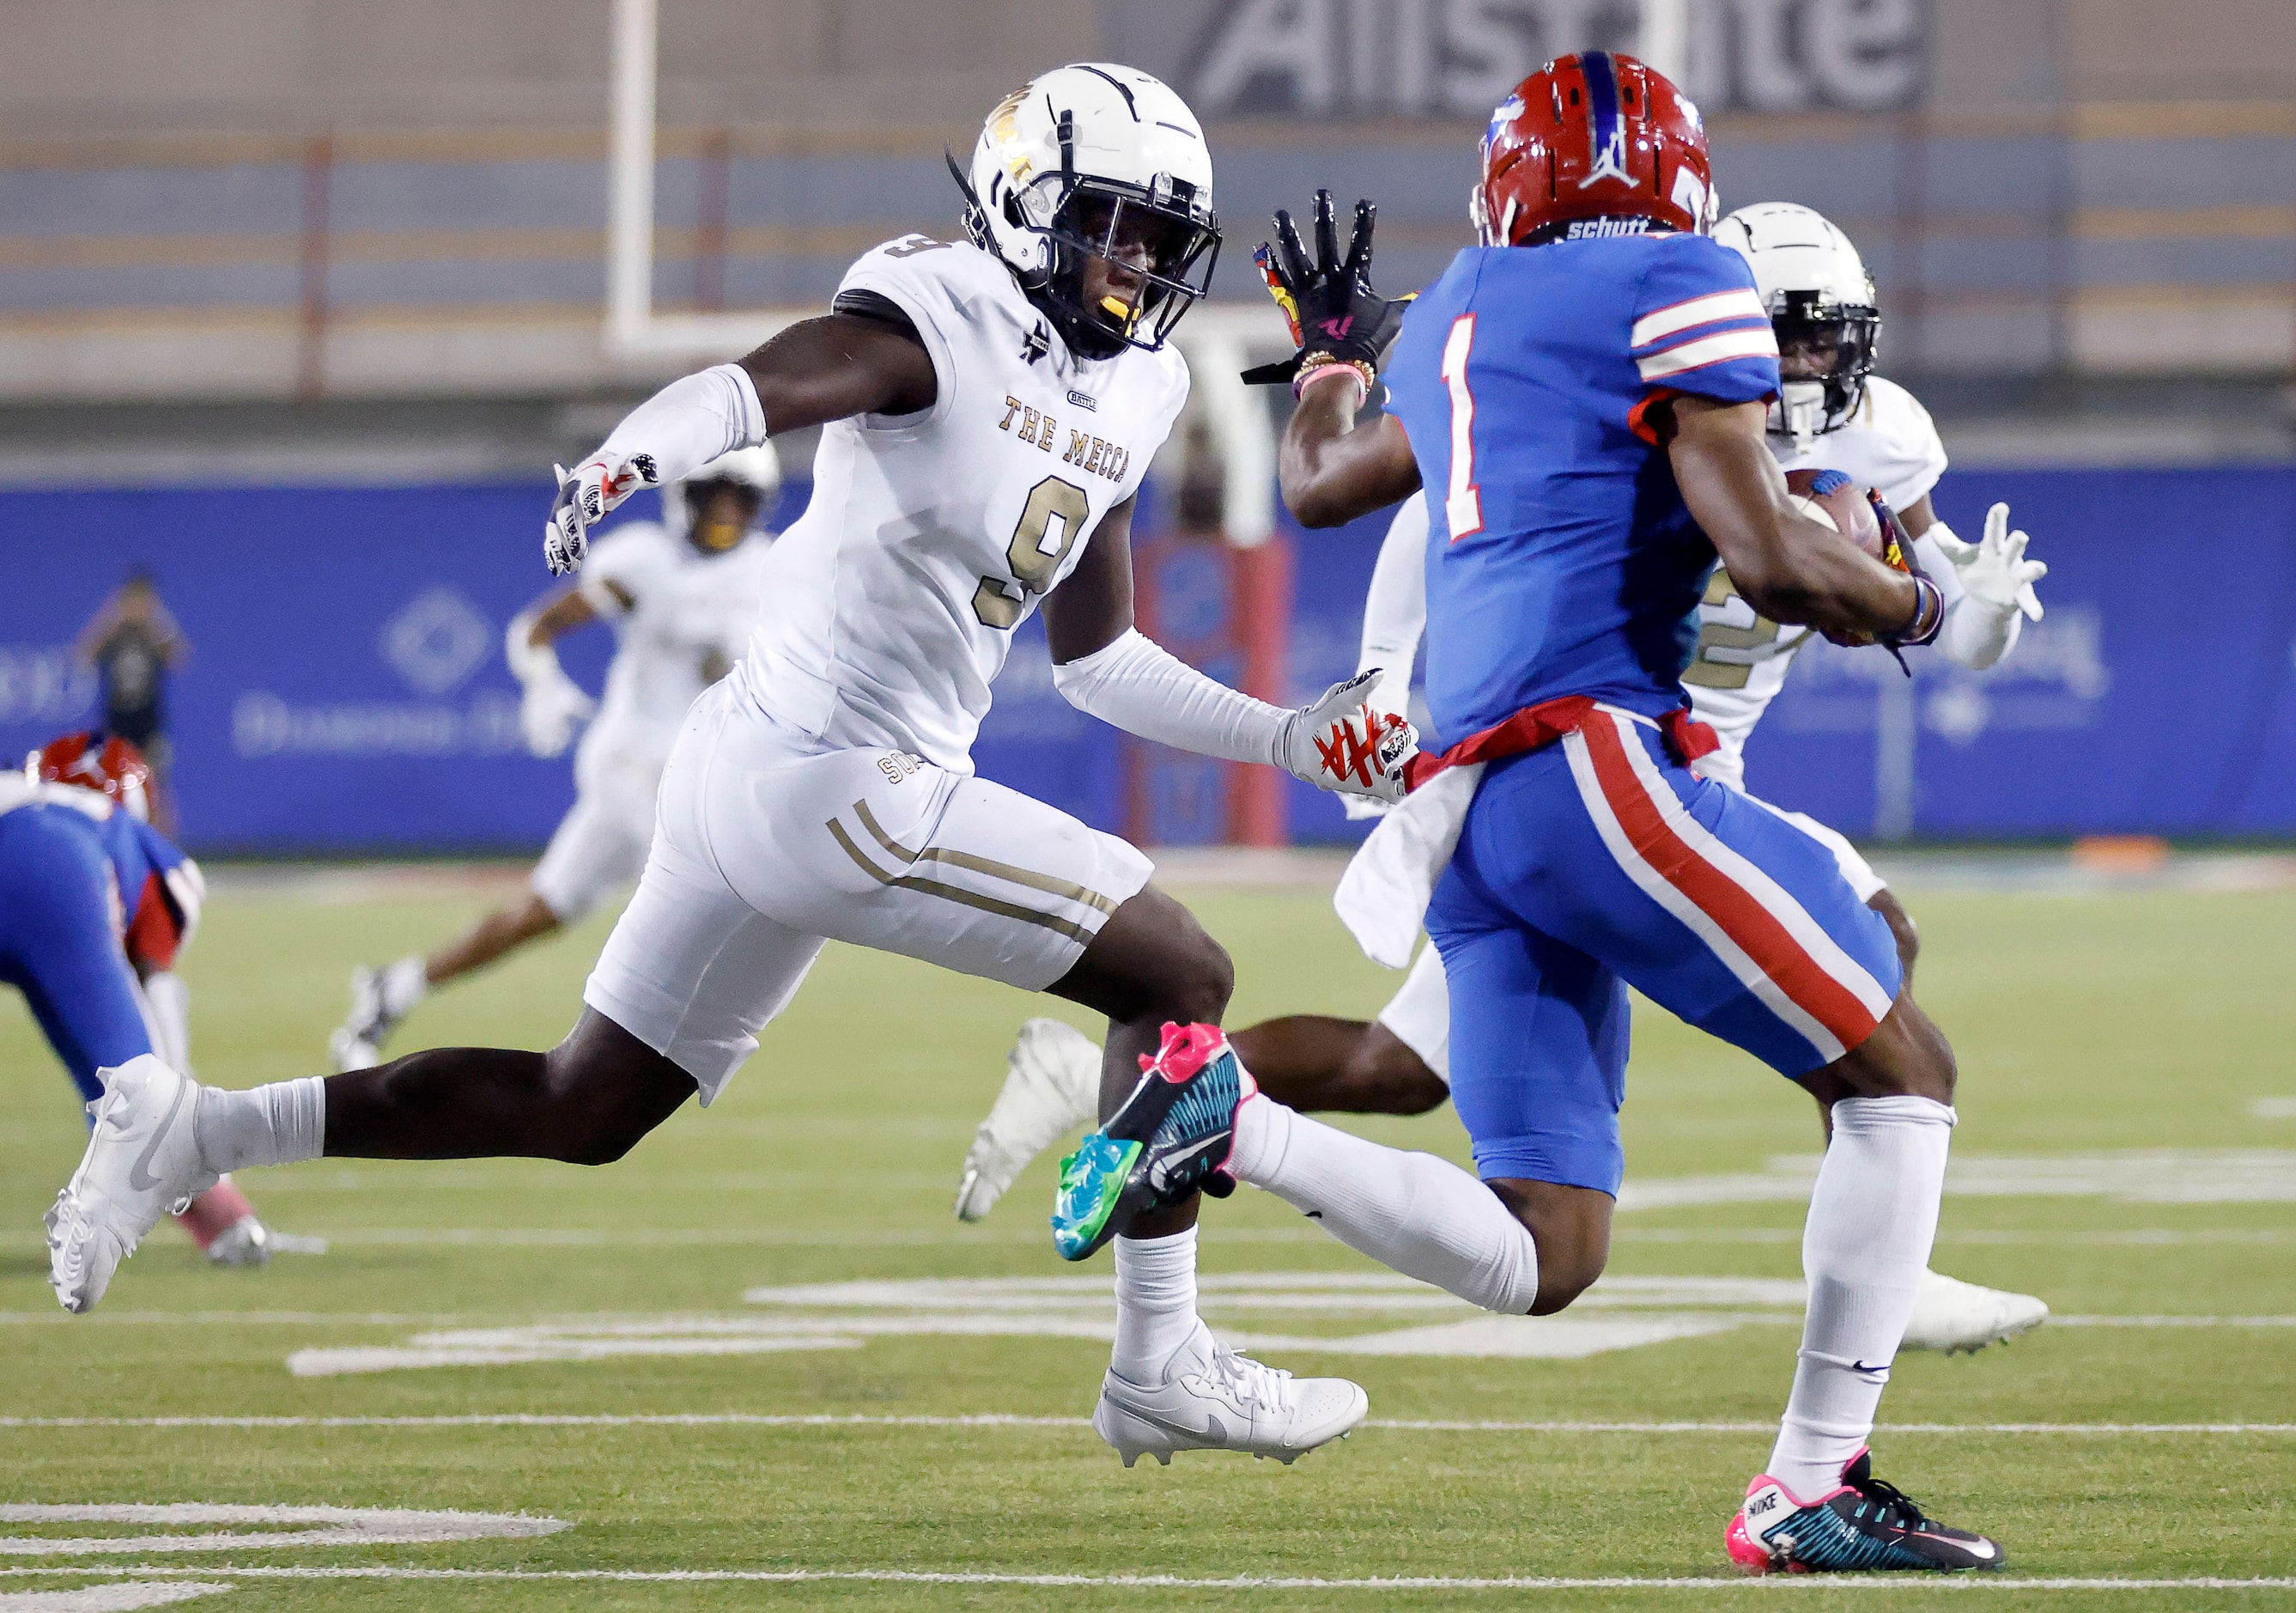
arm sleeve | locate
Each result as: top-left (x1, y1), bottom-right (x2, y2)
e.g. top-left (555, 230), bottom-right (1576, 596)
top-left (1914, 527), bottom-right (2022, 670)
top-left (1357, 492), bottom-right (1430, 714)
top-left (592, 362), bottom-right (768, 486)
top-left (1629, 237), bottom-right (1781, 405)
top-left (1052, 629), bottom-right (1288, 766)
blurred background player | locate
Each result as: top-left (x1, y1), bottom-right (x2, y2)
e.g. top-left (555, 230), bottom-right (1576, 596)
top-left (8, 733), bottom-right (292, 1266)
top-left (330, 447), bottom-right (781, 1070)
top-left (71, 569), bottom-right (189, 836)
top-left (956, 201), bottom-right (2053, 1358)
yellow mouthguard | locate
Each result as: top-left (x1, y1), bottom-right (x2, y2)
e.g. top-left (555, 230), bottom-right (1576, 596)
top-left (1101, 295), bottom-right (1134, 320)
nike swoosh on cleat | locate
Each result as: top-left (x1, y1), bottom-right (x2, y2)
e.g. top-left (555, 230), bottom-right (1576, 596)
top-left (1113, 1402), bottom-right (1227, 1445)
top-left (126, 1076), bottom-right (188, 1193)
top-left (1145, 1133), bottom-right (1224, 1190)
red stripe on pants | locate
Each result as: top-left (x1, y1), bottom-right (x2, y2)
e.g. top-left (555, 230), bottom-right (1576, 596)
top-left (1577, 714), bottom-right (1882, 1056)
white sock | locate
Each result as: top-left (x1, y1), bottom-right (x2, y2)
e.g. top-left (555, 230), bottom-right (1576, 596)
top-left (1769, 1094), bottom-right (1956, 1500)
top-left (1110, 1227), bottom-right (1200, 1384)
top-left (194, 1076), bottom-right (327, 1174)
top-left (381, 956), bottom-right (429, 1016)
top-left (1229, 1096), bottom-right (1540, 1313)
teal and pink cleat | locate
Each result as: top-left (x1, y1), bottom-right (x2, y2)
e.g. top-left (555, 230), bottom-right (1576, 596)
top-left (1726, 1452), bottom-right (2003, 1574)
top-left (1050, 1021), bottom-right (1253, 1262)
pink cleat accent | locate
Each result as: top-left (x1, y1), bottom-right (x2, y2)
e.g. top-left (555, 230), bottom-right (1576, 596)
top-left (1725, 1468), bottom-right (1838, 1575)
top-left (1138, 1020), bottom-right (1229, 1083)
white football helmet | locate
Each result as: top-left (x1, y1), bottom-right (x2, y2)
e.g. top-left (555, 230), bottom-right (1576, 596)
top-left (1715, 202), bottom-right (1880, 448)
top-left (668, 445), bottom-right (780, 553)
top-left (955, 63), bottom-right (1219, 356)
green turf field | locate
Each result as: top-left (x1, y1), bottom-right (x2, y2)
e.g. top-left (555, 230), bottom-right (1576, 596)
top-left (2, 866), bottom-right (2292, 1610)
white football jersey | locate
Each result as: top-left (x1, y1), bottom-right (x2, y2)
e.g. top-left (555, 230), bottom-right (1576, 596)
top-left (1683, 374), bottom-right (1947, 787)
top-left (575, 522), bottom-right (772, 799)
top-left (736, 236), bottom-right (1190, 770)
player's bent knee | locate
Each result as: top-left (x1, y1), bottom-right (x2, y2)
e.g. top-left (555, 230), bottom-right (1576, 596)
top-left (1868, 891), bottom-right (1919, 977)
top-left (537, 1010), bottom-right (698, 1166)
top-left (1825, 994), bottom-right (1957, 1108)
top-left (1160, 929), bottom-right (1234, 1026)
top-left (1487, 1178), bottom-right (1613, 1316)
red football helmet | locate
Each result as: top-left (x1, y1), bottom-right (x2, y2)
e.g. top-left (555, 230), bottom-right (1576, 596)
top-left (33, 731), bottom-right (155, 822)
top-left (1473, 52), bottom-right (1716, 248)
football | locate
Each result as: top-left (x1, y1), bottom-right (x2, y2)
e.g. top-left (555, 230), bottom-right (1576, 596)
top-left (1785, 466), bottom-right (1884, 559)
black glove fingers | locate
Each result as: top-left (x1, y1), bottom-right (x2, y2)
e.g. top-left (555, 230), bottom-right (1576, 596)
top-left (1271, 208), bottom-right (1313, 289)
top-left (1311, 188), bottom-right (1341, 278)
top-left (1343, 198), bottom-right (1378, 284)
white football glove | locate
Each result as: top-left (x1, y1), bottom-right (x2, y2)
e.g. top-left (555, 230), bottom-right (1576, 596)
top-left (1930, 502), bottom-right (2045, 622)
top-left (519, 673), bottom-right (595, 758)
top-left (545, 452), bottom-right (660, 575)
top-left (1279, 669), bottom-right (1418, 806)
top-left (505, 615), bottom-right (596, 758)
top-left (1340, 666), bottom-right (1413, 820)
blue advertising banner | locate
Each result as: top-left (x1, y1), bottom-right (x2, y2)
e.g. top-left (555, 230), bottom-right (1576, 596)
top-left (2, 483), bottom-right (620, 852)
top-left (1743, 466), bottom-right (2296, 838)
top-left (1, 466), bottom-right (2287, 854)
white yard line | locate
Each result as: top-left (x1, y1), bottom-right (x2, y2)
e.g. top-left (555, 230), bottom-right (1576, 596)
top-left (3, 1413), bottom-right (2291, 1434)
top-left (0, 1586), bottom-right (234, 1610)
top-left (6, 1225), bottom-right (2286, 1251)
top-left (3, 1567), bottom-right (2293, 1592)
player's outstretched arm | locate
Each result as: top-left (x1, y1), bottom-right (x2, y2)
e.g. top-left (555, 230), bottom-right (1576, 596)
top-left (544, 313), bottom-right (934, 574)
top-left (1664, 396), bottom-right (1932, 642)
top-left (736, 313), bottom-right (937, 435)
top-left (1279, 379), bottom-right (1423, 529)
top-left (1043, 499), bottom-right (1414, 803)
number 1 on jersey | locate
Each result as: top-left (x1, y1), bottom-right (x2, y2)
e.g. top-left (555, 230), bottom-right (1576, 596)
top-left (1441, 313), bottom-right (1483, 541)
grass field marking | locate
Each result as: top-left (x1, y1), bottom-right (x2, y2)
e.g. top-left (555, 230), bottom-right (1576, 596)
top-left (1621, 1148), bottom-right (2296, 1210)
top-left (13, 1225), bottom-right (2286, 1249)
top-left (5, 1414), bottom-right (2292, 1434)
top-left (2054, 1315), bottom-right (2296, 1327)
top-left (7, 1566), bottom-right (2296, 1592)
top-left (0, 1506), bottom-right (564, 1557)
top-left (0, 1584), bottom-right (234, 1610)
top-left (290, 1280), bottom-right (1810, 1375)
top-left (2250, 1097), bottom-right (2296, 1119)
top-left (1640, 1228), bottom-right (2296, 1245)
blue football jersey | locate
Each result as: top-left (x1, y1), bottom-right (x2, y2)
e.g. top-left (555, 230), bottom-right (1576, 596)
top-left (1382, 231), bottom-right (1780, 745)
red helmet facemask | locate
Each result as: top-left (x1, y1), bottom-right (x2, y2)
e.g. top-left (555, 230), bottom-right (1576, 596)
top-left (1473, 52), bottom-right (1716, 249)
top-left (33, 731), bottom-right (155, 823)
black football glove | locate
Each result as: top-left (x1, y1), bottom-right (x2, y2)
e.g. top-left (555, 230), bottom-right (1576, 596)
top-left (1241, 190), bottom-right (1414, 391)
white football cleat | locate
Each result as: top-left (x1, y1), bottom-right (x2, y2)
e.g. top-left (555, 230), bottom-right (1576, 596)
top-left (954, 1017), bottom-right (1100, 1220)
top-left (204, 1216), bottom-right (272, 1268)
top-left (46, 1055), bottom-right (217, 1313)
top-left (1898, 1268), bottom-right (2049, 1354)
top-left (329, 965), bottom-right (396, 1072)
top-left (1094, 1324), bottom-right (1369, 1467)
